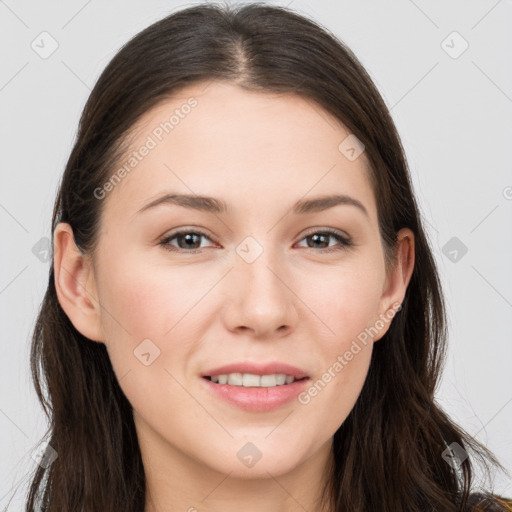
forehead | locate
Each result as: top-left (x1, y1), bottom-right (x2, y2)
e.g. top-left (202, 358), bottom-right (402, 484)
top-left (103, 80), bottom-right (376, 223)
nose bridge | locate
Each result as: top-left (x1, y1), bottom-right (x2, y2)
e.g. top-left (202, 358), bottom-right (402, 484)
top-left (223, 233), bottom-right (297, 334)
top-left (235, 234), bottom-right (288, 299)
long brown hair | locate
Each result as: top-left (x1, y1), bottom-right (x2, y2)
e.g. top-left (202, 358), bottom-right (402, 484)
top-left (15, 2), bottom-right (510, 510)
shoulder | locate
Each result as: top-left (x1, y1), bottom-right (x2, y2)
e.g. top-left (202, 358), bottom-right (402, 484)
top-left (466, 492), bottom-right (512, 511)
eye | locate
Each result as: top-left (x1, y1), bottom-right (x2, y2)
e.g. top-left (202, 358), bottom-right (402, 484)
top-left (159, 229), bottom-right (216, 253)
top-left (296, 228), bottom-right (353, 253)
top-left (159, 227), bottom-right (353, 254)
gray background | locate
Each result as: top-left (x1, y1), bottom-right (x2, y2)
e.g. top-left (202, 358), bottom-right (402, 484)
top-left (1, 0), bottom-right (511, 507)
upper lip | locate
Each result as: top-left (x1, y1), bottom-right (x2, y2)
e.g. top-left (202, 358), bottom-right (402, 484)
top-left (201, 362), bottom-right (309, 379)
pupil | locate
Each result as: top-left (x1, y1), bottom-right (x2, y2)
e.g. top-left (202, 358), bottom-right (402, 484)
top-left (180, 233), bottom-right (199, 249)
top-left (310, 234), bottom-right (327, 248)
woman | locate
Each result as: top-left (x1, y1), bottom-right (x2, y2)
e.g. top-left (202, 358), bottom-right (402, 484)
top-left (20, 2), bottom-right (511, 511)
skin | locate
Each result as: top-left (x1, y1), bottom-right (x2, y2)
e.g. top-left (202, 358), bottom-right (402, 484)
top-left (53, 81), bottom-right (415, 512)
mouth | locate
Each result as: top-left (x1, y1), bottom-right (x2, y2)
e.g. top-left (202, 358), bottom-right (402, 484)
top-left (199, 363), bottom-right (310, 412)
top-left (202, 374), bottom-right (308, 387)
top-left (200, 362), bottom-right (309, 386)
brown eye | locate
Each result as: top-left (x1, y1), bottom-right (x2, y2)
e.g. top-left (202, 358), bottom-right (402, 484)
top-left (296, 229), bottom-right (353, 252)
top-left (159, 230), bottom-right (214, 252)
top-left (158, 228), bottom-right (353, 254)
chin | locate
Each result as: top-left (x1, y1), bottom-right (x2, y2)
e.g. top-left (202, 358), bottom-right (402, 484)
top-left (211, 457), bottom-right (303, 480)
top-left (197, 438), bottom-right (311, 480)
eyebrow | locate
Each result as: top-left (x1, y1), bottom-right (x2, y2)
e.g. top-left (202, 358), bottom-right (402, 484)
top-left (135, 192), bottom-right (369, 218)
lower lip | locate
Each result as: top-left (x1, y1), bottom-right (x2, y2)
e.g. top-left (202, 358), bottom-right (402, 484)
top-left (200, 377), bottom-right (310, 412)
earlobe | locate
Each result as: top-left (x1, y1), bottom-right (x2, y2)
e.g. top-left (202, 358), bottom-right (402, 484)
top-left (53, 222), bottom-right (104, 342)
top-left (373, 228), bottom-right (415, 341)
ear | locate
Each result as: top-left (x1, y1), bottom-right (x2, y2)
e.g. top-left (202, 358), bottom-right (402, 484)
top-left (53, 222), bottom-right (104, 342)
top-left (373, 227), bottom-right (415, 342)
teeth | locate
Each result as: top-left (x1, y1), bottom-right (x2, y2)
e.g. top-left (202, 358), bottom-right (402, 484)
top-left (275, 374), bottom-right (286, 385)
top-left (208, 373), bottom-right (299, 387)
top-left (243, 373), bottom-right (260, 387)
top-left (260, 375), bottom-right (277, 387)
top-left (228, 373), bottom-right (243, 386)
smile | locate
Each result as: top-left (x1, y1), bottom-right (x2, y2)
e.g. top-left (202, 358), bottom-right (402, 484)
top-left (204, 373), bottom-right (304, 387)
top-left (201, 375), bottom-right (310, 412)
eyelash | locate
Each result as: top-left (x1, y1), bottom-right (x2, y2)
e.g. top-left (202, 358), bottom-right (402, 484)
top-left (158, 228), bottom-right (353, 254)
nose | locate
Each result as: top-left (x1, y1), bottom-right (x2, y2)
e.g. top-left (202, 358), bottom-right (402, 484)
top-left (221, 252), bottom-right (299, 339)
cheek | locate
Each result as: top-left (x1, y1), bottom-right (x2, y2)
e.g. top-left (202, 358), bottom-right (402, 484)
top-left (94, 254), bottom-right (194, 377)
top-left (97, 253), bottom-right (202, 339)
top-left (289, 262), bottom-right (382, 433)
top-left (95, 250), bottom-right (226, 396)
top-left (296, 259), bottom-right (384, 340)
top-left (95, 259), bottom-right (202, 419)
top-left (297, 328), bottom-right (374, 443)
top-left (300, 323), bottom-right (375, 438)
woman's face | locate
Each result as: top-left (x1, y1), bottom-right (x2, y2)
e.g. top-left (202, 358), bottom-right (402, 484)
top-left (55, 81), bottom-right (413, 484)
